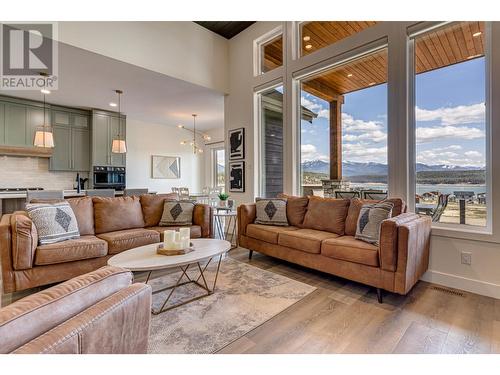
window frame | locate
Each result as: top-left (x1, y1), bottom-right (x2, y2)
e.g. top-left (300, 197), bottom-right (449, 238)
top-left (212, 145), bottom-right (226, 190)
top-left (291, 40), bottom-right (389, 195)
top-left (254, 26), bottom-right (284, 77)
top-left (407, 21), bottom-right (493, 233)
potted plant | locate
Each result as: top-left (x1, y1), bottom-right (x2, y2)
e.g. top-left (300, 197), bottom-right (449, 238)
top-left (218, 192), bottom-right (229, 207)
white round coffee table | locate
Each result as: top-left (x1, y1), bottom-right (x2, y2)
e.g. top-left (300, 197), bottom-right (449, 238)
top-left (108, 238), bottom-right (231, 314)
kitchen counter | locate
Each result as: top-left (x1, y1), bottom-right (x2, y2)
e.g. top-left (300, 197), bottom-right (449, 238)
top-left (0, 190), bottom-right (125, 200)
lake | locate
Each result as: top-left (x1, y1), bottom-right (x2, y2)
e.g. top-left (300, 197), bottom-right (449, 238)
top-left (349, 183), bottom-right (487, 196)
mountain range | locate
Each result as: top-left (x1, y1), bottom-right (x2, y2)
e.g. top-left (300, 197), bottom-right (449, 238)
top-left (301, 160), bottom-right (484, 176)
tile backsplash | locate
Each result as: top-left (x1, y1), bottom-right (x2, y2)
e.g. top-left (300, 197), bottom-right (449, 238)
top-left (0, 156), bottom-right (89, 189)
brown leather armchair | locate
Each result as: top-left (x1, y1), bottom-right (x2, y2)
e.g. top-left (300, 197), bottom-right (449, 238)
top-left (0, 266), bottom-right (152, 354)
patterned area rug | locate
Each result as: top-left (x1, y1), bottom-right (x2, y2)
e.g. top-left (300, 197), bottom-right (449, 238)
top-left (147, 257), bottom-right (315, 353)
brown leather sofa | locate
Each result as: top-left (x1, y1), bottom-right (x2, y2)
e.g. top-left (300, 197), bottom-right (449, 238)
top-left (0, 266), bottom-right (151, 354)
top-left (238, 196), bottom-right (431, 302)
top-left (0, 194), bottom-right (213, 293)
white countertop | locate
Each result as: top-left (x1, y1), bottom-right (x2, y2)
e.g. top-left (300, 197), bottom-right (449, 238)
top-left (0, 190), bottom-right (125, 199)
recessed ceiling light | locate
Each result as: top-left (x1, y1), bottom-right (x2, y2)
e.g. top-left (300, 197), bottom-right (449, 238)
top-left (369, 82), bottom-right (376, 86)
top-left (109, 102), bottom-right (117, 107)
top-left (467, 54), bottom-right (482, 60)
top-left (473, 31), bottom-right (482, 37)
top-left (303, 35), bottom-right (311, 42)
top-left (347, 73), bottom-right (353, 78)
top-left (40, 89), bottom-right (51, 94)
top-left (305, 44), bottom-right (313, 50)
top-left (177, 124), bottom-right (184, 128)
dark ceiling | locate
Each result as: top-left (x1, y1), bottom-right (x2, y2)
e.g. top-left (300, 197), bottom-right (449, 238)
top-left (195, 22), bottom-right (256, 39)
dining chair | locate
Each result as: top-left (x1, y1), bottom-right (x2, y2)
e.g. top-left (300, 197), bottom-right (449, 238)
top-left (26, 190), bottom-right (64, 203)
top-left (362, 190), bottom-right (388, 200)
top-left (334, 191), bottom-right (360, 199)
top-left (124, 188), bottom-right (148, 197)
top-left (85, 189), bottom-right (115, 197)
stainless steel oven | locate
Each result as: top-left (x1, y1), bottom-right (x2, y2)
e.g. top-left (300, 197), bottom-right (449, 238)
top-left (93, 166), bottom-right (126, 190)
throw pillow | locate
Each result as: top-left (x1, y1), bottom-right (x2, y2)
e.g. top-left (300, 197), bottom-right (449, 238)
top-left (254, 198), bottom-right (289, 226)
top-left (355, 201), bottom-right (394, 245)
top-left (26, 202), bottom-right (80, 245)
top-left (276, 193), bottom-right (309, 227)
top-left (159, 201), bottom-right (194, 226)
top-left (302, 196), bottom-right (350, 235)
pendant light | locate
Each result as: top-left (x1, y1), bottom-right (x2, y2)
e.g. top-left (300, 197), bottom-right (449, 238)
top-left (33, 73), bottom-right (54, 148)
top-left (111, 89), bottom-right (127, 153)
top-left (178, 114), bottom-right (211, 154)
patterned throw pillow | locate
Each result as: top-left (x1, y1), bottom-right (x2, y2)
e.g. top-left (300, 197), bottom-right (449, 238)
top-left (255, 198), bottom-right (289, 226)
top-left (355, 201), bottom-right (394, 245)
top-left (26, 202), bottom-right (80, 245)
top-left (159, 201), bottom-right (194, 226)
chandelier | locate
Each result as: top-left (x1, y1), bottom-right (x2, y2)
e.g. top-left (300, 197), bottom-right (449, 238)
top-left (178, 114), bottom-right (211, 154)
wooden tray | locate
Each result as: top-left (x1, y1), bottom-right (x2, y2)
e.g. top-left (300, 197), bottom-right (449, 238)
top-left (156, 243), bottom-right (194, 256)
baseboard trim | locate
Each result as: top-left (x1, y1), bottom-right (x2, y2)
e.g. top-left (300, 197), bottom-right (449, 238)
top-left (421, 270), bottom-right (500, 299)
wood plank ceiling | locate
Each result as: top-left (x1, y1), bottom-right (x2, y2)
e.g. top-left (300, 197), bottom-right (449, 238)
top-left (263, 21), bottom-right (485, 101)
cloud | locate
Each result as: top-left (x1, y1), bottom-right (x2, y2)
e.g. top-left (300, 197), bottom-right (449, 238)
top-left (343, 129), bottom-right (387, 143)
top-left (417, 146), bottom-right (484, 167)
top-left (343, 143), bottom-right (387, 163)
top-left (342, 113), bottom-right (383, 132)
top-left (416, 125), bottom-right (485, 143)
top-left (301, 144), bottom-right (329, 162)
top-left (416, 102), bottom-right (485, 126)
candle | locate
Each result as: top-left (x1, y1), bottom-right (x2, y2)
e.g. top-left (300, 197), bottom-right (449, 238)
top-left (164, 230), bottom-right (175, 249)
top-left (179, 228), bottom-right (190, 248)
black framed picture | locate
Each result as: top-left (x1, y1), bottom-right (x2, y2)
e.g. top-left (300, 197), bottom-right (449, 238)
top-left (229, 127), bottom-right (245, 160)
top-left (229, 161), bottom-right (245, 192)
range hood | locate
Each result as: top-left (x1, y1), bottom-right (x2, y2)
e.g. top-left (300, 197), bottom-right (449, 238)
top-left (0, 145), bottom-right (53, 158)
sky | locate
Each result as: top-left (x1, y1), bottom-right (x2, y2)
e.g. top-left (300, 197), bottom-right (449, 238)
top-left (300, 57), bottom-right (486, 168)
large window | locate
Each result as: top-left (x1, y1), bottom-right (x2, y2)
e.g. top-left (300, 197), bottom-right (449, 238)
top-left (213, 147), bottom-right (225, 190)
top-left (259, 33), bottom-right (283, 74)
top-left (300, 22), bottom-right (378, 57)
top-left (258, 85), bottom-right (284, 197)
top-left (299, 48), bottom-right (388, 197)
top-left (412, 22), bottom-right (487, 227)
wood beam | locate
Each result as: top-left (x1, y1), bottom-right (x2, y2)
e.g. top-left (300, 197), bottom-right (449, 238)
top-left (329, 97), bottom-right (343, 180)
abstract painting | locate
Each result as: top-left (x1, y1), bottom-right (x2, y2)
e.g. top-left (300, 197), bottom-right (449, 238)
top-left (229, 128), bottom-right (245, 160)
top-left (151, 155), bottom-right (181, 179)
top-left (229, 161), bottom-right (245, 192)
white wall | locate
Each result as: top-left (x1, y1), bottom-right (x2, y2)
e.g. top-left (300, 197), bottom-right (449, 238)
top-left (126, 118), bottom-right (205, 193)
top-left (226, 21), bottom-right (500, 299)
top-left (57, 22), bottom-right (229, 94)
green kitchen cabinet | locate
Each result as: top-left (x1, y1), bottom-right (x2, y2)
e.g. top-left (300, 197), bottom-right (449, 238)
top-left (26, 106), bottom-right (48, 146)
top-left (4, 102), bottom-right (27, 146)
top-left (91, 110), bottom-right (126, 167)
top-left (50, 125), bottom-right (72, 170)
top-left (71, 128), bottom-right (90, 171)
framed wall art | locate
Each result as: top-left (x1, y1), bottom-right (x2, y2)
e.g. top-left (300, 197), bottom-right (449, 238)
top-left (151, 155), bottom-right (181, 179)
top-left (229, 127), bottom-right (245, 160)
top-left (229, 161), bottom-right (245, 192)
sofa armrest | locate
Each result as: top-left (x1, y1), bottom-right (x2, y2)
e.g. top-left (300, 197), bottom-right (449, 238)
top-left (379, 213), bottom-right (421, 272)
top-left (9, 211), bottom-right (38, 271)
top-left (193, 204), bottom-right (214, 238)
top-left (0, 266), bottom-right (133, 354)
top-left (0, 214), bottom-right (15, 293)
top-left (12, 283), bottom-right (152, 354)
top-left (237, 203), bottom-right (256, 236)
top-left (393, 216), bottom-right (432, 294)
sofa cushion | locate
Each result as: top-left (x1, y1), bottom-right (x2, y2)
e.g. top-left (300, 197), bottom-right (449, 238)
top-left (97, 229), bottom-right (160, 254)
top-left (93, 196), bottom-right (145, 234)
top-left (255, 198), bottom-right (288, 226)
top-left (67, 197), bottom-right (94, 236)
top-left (277, 194), bottom-right (309, 227)
top-left (159, 201), bottom-right (194, 226)
top-left (355, 201), bottom-right (394, 245)
top-left (26, 202), bottom-right (80, 245)
top-left (278, 229), bottom-right (339, 254)
top-left (302, 196), bottom-right (350, 235)
top-left (246, 224), bottom-right (298, 244)
top-left (321, 236), bottom-right (379, 267)
top-left (34, 235), bottom-right (108, 266)
top-left (147, 225), bottom-right (202, 240)
top-left (345, 198), bottom-right (405, 236)
top-left (140, 193), bottom-right (178, 227)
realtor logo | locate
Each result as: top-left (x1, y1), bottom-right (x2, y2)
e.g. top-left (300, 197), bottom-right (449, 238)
top-left (0, 22), bottom-right (58, 90)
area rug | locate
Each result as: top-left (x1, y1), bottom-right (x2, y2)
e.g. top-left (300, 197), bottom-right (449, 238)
top-left (147, 257), bottom-right (316, 353)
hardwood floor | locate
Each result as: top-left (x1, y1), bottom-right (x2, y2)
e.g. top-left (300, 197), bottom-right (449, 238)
top-left (2, 247), bottom-right (499, 354)
top-left (219, 248), bottom-right (500, 354)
